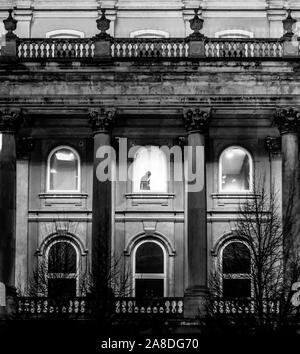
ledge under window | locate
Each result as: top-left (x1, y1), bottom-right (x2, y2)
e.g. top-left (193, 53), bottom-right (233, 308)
top-left (39, 192), bottom-right (88, 208)
top-left (125, 193), bottom-right (175, 199)
top-left (125, 193), bottom-right (175, 207)
top-left (212, 193), bottom-right (257, 199)
top-left (39, 193), bottom-right (88, 199)
top-left (212, 193), bottom-right (259, 207)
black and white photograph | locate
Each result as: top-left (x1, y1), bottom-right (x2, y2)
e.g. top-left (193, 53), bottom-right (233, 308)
top-left (1, 0), bottom-right (300, 352)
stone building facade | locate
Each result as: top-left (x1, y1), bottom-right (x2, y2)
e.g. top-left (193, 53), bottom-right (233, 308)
top-left (0, 0), bottom-right (299, 321)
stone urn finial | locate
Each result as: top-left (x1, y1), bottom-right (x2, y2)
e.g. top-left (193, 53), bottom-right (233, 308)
top-left (96, 8), bottom-right (111, 39)
top-left (282, 9), bottom-right (297, 40)
top-left (188, 7), bottom-right (204, 39)
top-left (3, 9), bottom-right (18, 40)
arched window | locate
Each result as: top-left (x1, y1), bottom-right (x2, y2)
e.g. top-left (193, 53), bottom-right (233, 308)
top-left (133, 240), bottom-right (166, 298)
top-left (221, 241), bottom-right (251, 298)
top-left (215, 30), bottom-right (254, 39)
top-left (46, 29), bottom-right (85, 38)
top-left (131, 146), bottom-right (168, 193)
top-left (130, 29), bottom-right (169, 38)
top-left (47, 241), bottom-right (78, 298)
top-left (47, 146), bottom-right (80, 192)
top-left (219, 146), bottom-right (252, 193)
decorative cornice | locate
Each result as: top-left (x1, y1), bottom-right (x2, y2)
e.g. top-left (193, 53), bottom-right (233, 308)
top-left (16, 137), bottom-right (34, 160)
top-left (182, 108), bottom-right (211, 133)
top-left (265, 136), bottom-right (281, 155)
top-left (273, 107), bottom-right (300, 135)
top-left (0, 108), bottom-right (22, 133)
top-left (89, 107), bottom-right (116, 134)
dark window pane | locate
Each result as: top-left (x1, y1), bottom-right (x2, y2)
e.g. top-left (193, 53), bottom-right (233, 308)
top-left (223, 279), bottom-right (251, 298)
top-left (48, 242), bottom-right (76, 273)
top-left (136, 242), bottom-right (164, 273)
top-left (48, 278), bottom-right (76, 298)
top-left (135, 279), bottom-right (164, 298)
top-left (223, 242), bottom-right (250, 274)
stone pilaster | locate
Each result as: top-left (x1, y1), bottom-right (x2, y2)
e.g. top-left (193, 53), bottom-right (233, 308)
top-left (182, 107), bottom-right (211, 318)
top-left (274, 108), bottom-right (300, 253)
top-left (266, 136), bottom-right (282, 218)
top-left (0, 108), bottom-right (22, 317)
top-left (16, 137), bottom-right (34, 293)
top-left (89, 108), bottom-right (116, 288)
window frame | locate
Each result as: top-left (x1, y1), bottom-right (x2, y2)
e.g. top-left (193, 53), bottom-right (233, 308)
top-left (219, 145), bottom-right (253, 194)
top-left (45, 239), bottom-right (80, 297)
top-left (130, 29), bottom-right (169, 38)
top-left (45, 29), bottom-right (85, 38)
top-left (132, 239), bottom-right (167, 297)
top-left (131, 145), bottom-right (169, 194)
top-left (220, 239), bottom-right (252, 298)
top-left (215, 29), bottom-right (254, 39)
top-left (46, 145), bottom-right (81, 193)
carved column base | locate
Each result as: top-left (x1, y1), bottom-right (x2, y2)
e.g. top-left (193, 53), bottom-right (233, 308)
top-left (184, 285), bottom-right (208, 319)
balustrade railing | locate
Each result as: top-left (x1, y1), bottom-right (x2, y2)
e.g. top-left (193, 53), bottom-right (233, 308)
top-left (17, 297), bottom-right (87, 316)
top-left (111, 38), bottom-right (189, 58)
top-left (0, 37), bottom-right (290, 61)
top-left (17, 38), bottom-right (95, 59)
top-left (212, 298), bottom-right (280, 315)
top-left (205, 38), bottom-right (284, 58)
top-left (114, 297), bottom-right (184, 316)
top-left (17, 296), bottom-right (184, 318)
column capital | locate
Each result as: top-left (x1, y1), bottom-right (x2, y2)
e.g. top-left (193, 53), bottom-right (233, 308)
top-left (182, 108), bottom-right (211, 134)
top-left (274, 108), bottom-right (300, 135)
top-left (265, 136), bottom-right (281, 155)
top-left (0, 108), bottom-right (22, 133)
top-left (89, 108), bottom-right (116, 134)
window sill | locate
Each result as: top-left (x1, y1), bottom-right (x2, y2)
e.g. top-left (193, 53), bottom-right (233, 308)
top-left (212, 193), bottom-right (257, 199)
top-left (39, 193), bottom-right (88, 199)
top-left (125, 193), bottom-right (175, 200)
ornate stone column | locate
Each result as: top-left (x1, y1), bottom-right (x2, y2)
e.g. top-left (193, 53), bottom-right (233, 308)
top-left (0, 108), bottom-right (22, 313)
top-left (274, 108), bottom-right (300, 251)
top-left (182, 107), bottom-right (211, 318)
top-left (89, 108), bottom-right (116, 286)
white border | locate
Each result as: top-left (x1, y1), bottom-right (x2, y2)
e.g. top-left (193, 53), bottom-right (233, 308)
top-left (46, 145), bottom-right (81, 193)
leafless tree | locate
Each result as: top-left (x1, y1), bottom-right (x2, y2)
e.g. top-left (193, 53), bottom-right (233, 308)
top-left (207, 176), bottom-right (300, 333)
top-left (18, 217), bottom-right (131, 323)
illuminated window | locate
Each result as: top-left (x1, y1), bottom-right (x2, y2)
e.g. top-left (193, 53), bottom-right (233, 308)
top-left (132, 146), bottom-right (168, 193)
top-left (47, 241), bottom-right (77, 298)
top-left (0, 133), bottom-right (2, 152)
top-left (222, 241), bottom-right (251, 298)
top-left (47, 146), bottom-right (80, 192)
top-left (219, 146), bottom-right (252, 193)
top-left (133, 241), bottom-right (166, 298)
